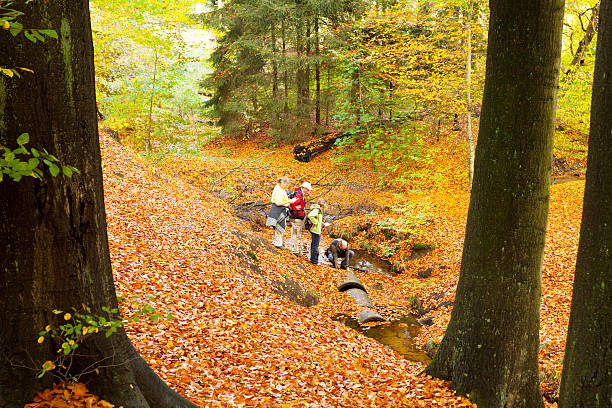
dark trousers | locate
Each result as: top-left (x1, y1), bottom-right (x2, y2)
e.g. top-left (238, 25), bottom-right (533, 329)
top-left (327, 250), bottom-right (354, 269)
top-left (310, 232), bottom-right (320, 264)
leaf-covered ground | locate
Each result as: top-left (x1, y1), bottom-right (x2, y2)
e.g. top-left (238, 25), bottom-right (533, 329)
top-left (101, 131), bottom-right (476, 407)
top-left (30, 129), bottom-right (583, 407)
top-left (155, 132), bottom-right (585, 407)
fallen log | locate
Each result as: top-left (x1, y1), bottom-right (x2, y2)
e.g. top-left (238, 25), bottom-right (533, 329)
top-left (293, 132), bottom-right (344, 162)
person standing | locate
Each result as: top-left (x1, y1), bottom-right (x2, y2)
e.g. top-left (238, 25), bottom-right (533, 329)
top-left (307, 201), bottom-right (324, 264)
top-left (266, 177), bottom-right (294, 248)
top-left (288, 181), bottom-right (312, 254)
top-left (325, 239), bottom-right (354, 269)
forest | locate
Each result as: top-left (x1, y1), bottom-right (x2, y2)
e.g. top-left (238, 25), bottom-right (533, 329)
top-left (0, 0), bottom-right (610, 407)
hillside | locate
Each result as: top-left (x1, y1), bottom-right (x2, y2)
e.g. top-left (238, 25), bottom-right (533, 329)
top-left (100, 129), bottom-right (476, 407)
top-left (95, 124), bottom-right (587, 407)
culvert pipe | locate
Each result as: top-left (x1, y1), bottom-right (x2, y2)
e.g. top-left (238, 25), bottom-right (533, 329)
top-left (358, 307), bottom-right (386, 324)
top-left (338, 270), bottom-right (385, 323)
top-left (347, 287), bottom-right (374, 307)
top-left (337, 270), bottom-right (367, 292)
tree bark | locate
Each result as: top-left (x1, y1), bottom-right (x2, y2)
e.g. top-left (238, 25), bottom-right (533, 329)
top-left (425, 0), bottom-right (565, 407)
top-left (559, 1), bottom-right (612, 406)
top-left (146, 51), bottom-right (158, 152)
top-left (0, 2), bottom-right (197, 407)
top-left (296, 15), bottom-right (309, 112)
top-left (314, 16), bottom-right (321, 126)
top-left (465, 1), bottom-right (474, 189)
top-left (282, 19), bottom-right (289, 113)
top-left (350, 68), bottom-right (361, 123)
top-left (271, 23), bottom-right (278, 100)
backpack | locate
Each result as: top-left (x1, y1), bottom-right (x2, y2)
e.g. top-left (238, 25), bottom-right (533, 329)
top-left (304, 217), bottom-right (314, 231)
top-left (289, 189), bottom-right (306, 219)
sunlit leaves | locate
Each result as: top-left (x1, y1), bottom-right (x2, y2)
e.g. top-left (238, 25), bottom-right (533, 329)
top-left (0, 134), bottom-right (80, 182)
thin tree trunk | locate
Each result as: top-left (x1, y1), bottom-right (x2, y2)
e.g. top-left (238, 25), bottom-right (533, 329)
top-left (282, 20), bottom-right (288, 113)
top-left (146, 51), bottom-right (158, 152)
top-left (305, 20), bottom-right (311, 106)
top-left (559, 1), bottom-right (612, 406)
top-left (561, 2), bottom-right (600, 88)
top-left (315, 16), bottom-right (321, 126)
top-left (296, 16), bottom-right (308, 111)
top-left (569, 3), bottom-right (600, 67)
top-left (0, 2), bottom-right (197, 407)
top-left (425, 1), bottom-right (565, 407)
top-left (326, 65), bottom-right (331, 126)
top-left (388, 81), bottom-right (393, 120)
top-left (466, 1), bottom-right (474, 189)
top-left (271, 24), bottom-right (278, 100)
top-left (350, 68), bottom-right (361, 123)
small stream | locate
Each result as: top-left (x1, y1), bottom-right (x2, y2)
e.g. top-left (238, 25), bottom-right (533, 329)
top-left (351, 249), bottom-right (397, 276)
top-left (339, 249), bottom-right (431, 364)
top-left (334, 314), bottom-right (431, 364)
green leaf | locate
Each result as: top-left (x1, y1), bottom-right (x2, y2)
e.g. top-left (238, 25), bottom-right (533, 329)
top-left (28, 158), bottom-right (40, 169)
top-left (31, 148), bottom-right (40, 158)
top-left (32, 31), bottom-right (45, 42)
top-left (16, 133), bottom-right (29, 145)
top-left (48, 164), bottom-right (60, 177)
top-left (38, 29), bottom-right (58, 39)
top-left (9, 22), bottom-right (23, 37)
top-left (24, 31), bottom-right (36, 43)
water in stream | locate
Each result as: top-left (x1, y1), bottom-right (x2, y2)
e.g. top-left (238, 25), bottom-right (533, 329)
top-left (341, 249), bottom-right (431, 364)
top-left (350, 249), bottom-right (397, 276)
top-left (334, 314), bottom-right (431, 364)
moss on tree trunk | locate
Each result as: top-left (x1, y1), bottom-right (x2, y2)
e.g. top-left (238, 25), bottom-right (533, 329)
top-left (425, 1), bottom-right (565, 407)
top-left (0, 2), bottom-right (197, 407)
top-left (559, 1), bottom-right (612, 406)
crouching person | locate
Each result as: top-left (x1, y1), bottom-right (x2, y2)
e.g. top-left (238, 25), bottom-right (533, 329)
top-left (325, 238), bottom-right (353, 269)
top-left (307, 202), bottom-right (323, 264)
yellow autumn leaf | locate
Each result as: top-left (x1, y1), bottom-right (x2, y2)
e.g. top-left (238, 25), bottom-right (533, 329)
top-left (64, 313), bottom-right (71, 320)
top-left (37, 336), bottom-right (44, 344)
top-left (42, 360), bottom-right (55, 371)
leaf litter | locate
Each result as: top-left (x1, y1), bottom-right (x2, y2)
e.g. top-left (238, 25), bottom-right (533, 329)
top-left (28, 128), bottom-right (585, 407)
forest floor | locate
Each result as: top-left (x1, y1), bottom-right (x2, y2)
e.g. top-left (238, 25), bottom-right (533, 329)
top-left (153, 126), bottom-right (586, 407)
top-left (29, 126), bottom-right (585, 407)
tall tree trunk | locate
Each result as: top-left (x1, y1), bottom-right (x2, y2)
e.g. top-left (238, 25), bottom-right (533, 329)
top-left (559, 1), bottom-right (612, 406)
top-left (0, 2), bottom-right (197, 407)
top-left (314, 16), bottom-right (321, 126)
top-left (465, 1), bottom-right (475, 189)
top-left (271, 24), bottom-right (278, 100)
top-left (146, 51), bottom-right (158, 153)
top-left (425, 0), bottom-right (565, 407)
top-left (326, 64), bottom-right (331, 126)
top-left (305, 20), bottom-right (311, 105)
top-left (282, 20), bottom-right (289, 113)
top-left (296, 16), bottom-right (308, 111)
top-left (388, 81), bottom-right (393, 120)
top-left (350, 68), bottom-right (361, 123)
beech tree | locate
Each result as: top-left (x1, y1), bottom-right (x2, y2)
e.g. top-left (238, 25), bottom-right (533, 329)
top-left (424, 0), bottom-right (565, 407)
top-left (0, 1), bottom-right (197, 406)
top-left (559, 0), bottom-right (612, 406)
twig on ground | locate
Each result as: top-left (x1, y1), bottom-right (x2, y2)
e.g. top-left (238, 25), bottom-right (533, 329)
top-left (209, 150), bottom-right (275, 190)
